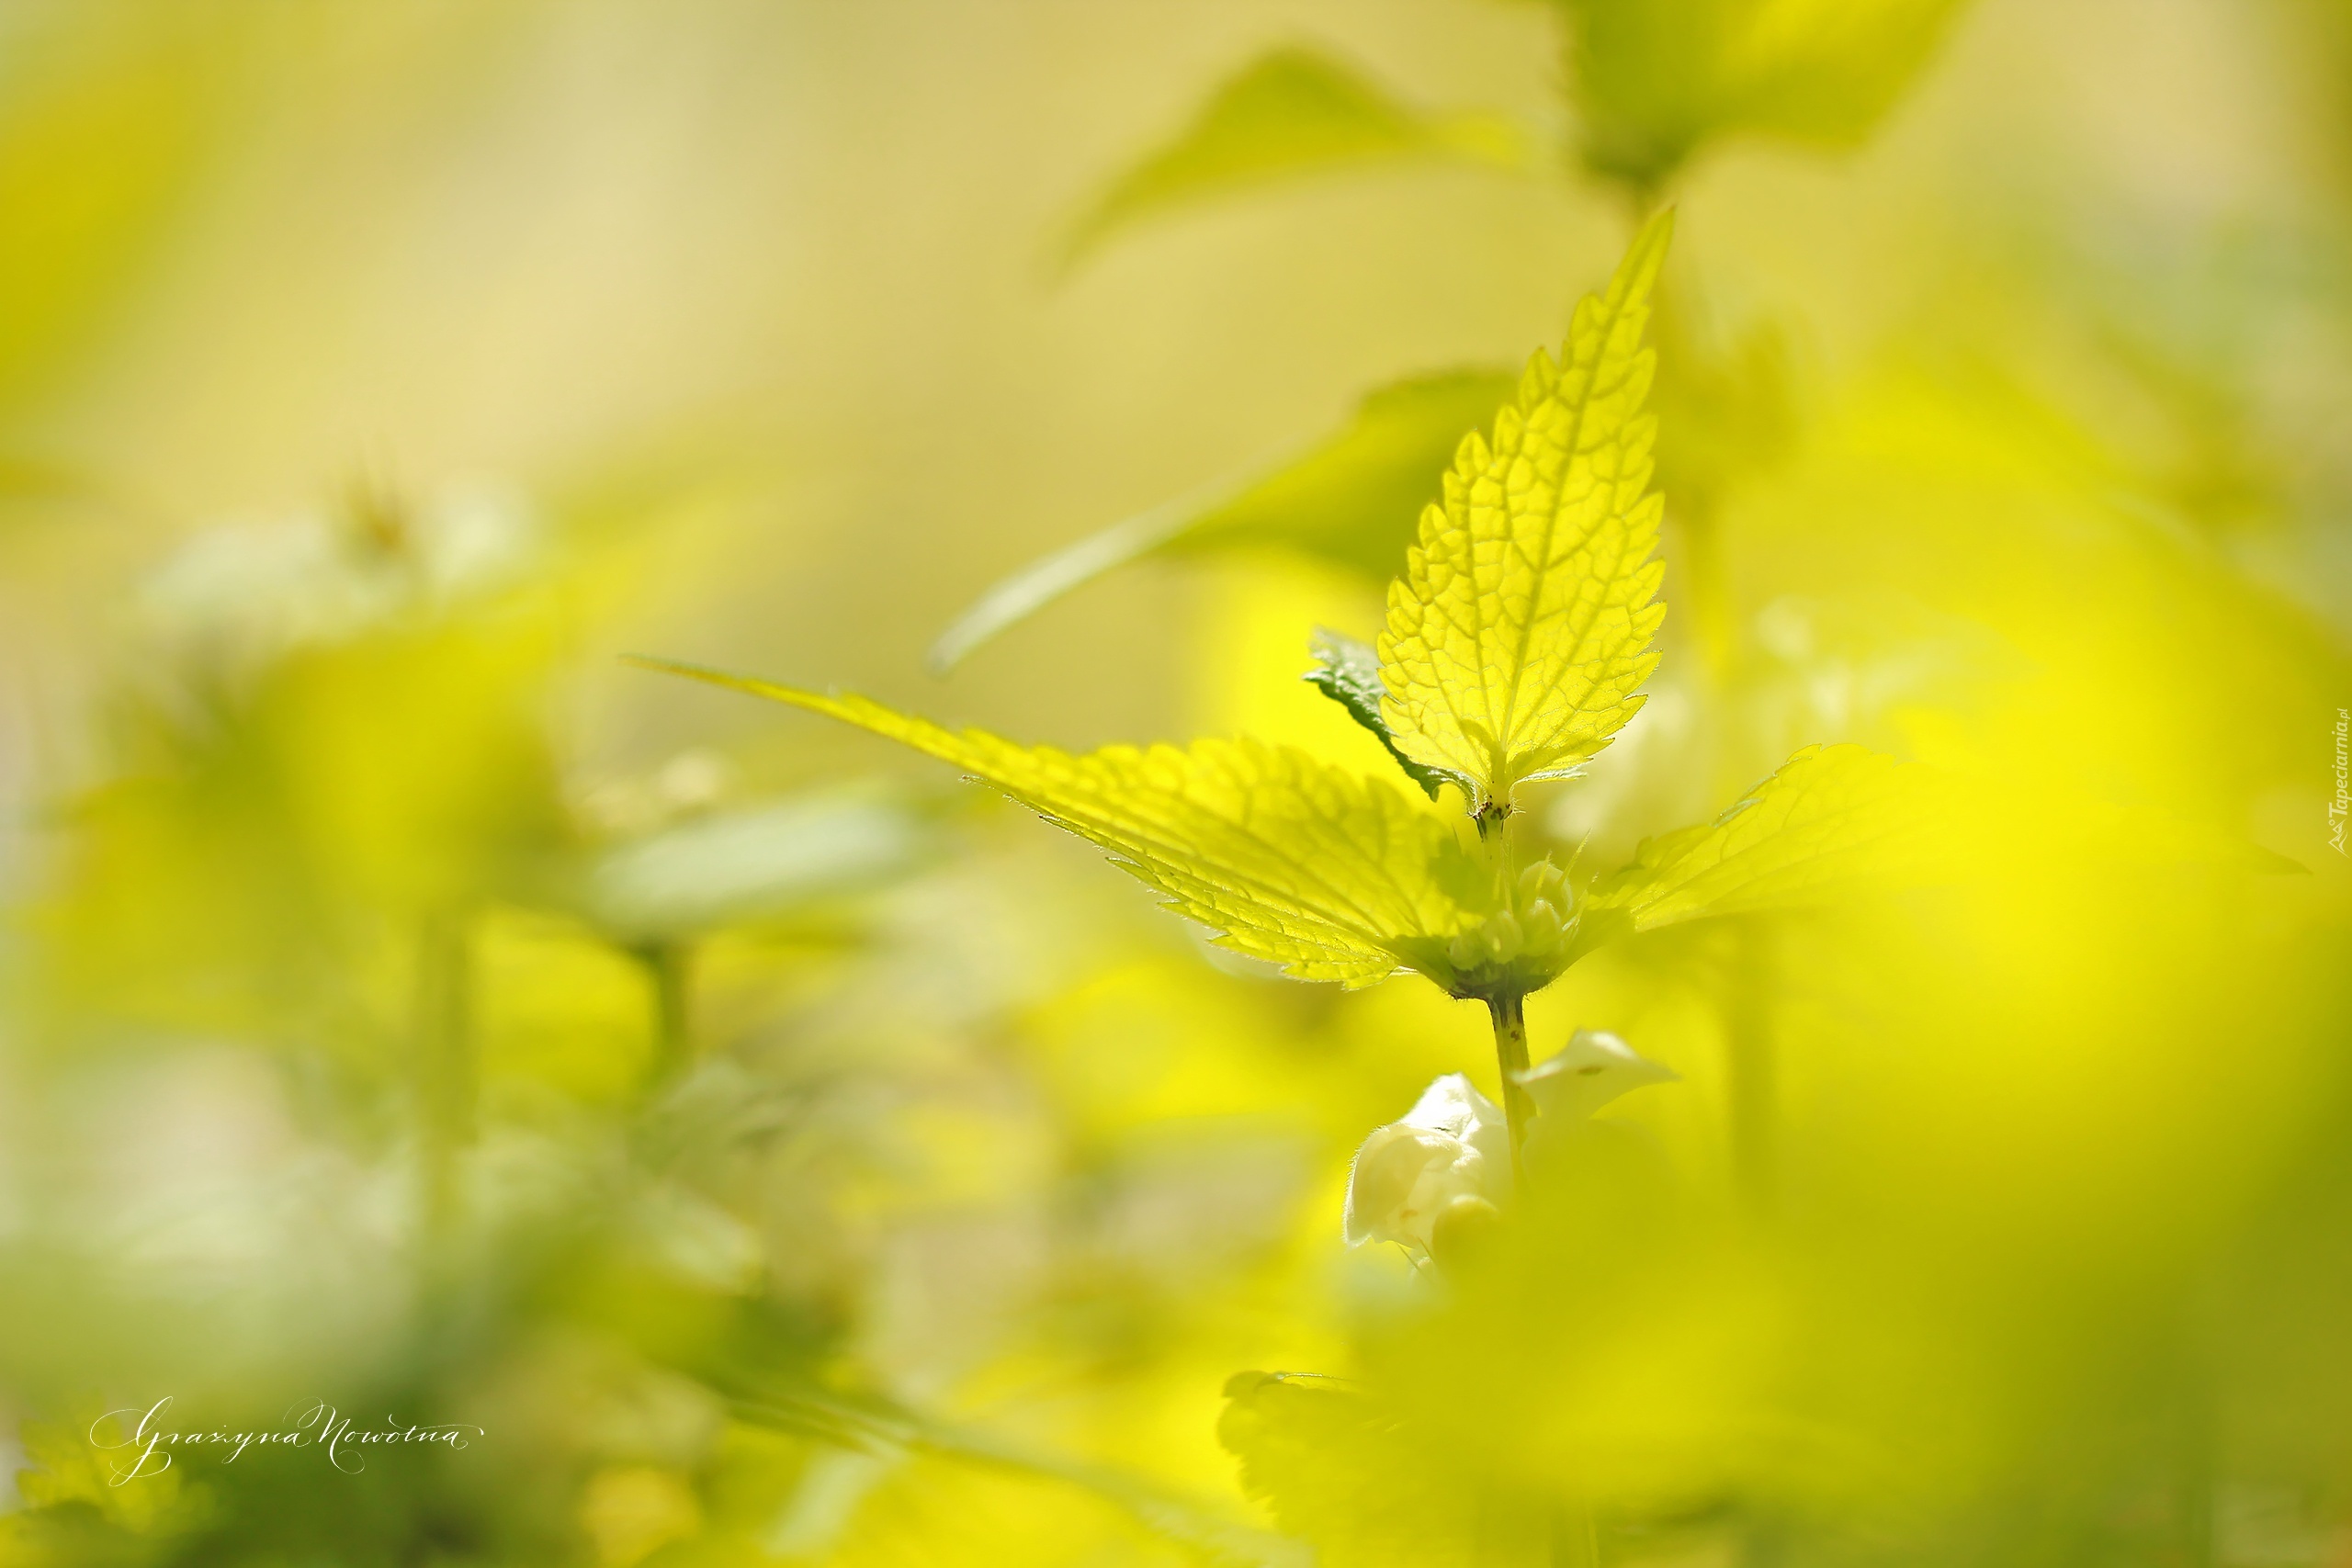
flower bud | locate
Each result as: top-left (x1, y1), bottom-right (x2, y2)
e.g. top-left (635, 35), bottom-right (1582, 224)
top-left (1429, 1194), bottom-right (1501, 1271)
top-left (1485, 911), bottom-right (1523, 961)
top-left (1518, 859), bottom-right (1565, 901)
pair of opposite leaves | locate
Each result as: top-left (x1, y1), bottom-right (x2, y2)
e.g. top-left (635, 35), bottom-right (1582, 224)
top-left (640, 211), bottom-right (1925, 1002)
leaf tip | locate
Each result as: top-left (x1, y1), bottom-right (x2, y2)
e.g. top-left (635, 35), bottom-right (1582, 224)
top-left (1614, 205), bottom-right (1677, 301)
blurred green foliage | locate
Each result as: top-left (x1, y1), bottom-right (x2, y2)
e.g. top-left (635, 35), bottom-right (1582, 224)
top-left (931, 370), bottom-right (1516, 672)
top-left (1549, 0), bottom-right (1968, 192)
top-left (1056, 47), bottom-right (1526, 272)
top-left (0, 2), bottom-right (2346, 1566)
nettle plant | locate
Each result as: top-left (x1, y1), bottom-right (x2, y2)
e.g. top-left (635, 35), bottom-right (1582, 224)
top-left (642, 211), bottom-right (1907, 1226)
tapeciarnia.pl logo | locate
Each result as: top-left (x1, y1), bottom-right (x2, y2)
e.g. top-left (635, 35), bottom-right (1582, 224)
top-left (2330, 708), bottom-right (2347, 856)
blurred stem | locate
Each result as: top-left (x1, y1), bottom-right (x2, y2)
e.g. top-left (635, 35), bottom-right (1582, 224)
top-left (1648, 249), bottom-right (1741, 685)
top-left (1555, 1497), bottom-right (1601, 1568)
top-left (636, 940), bottom-right (695, 1085)
top-left (1476, 1490), bottom-right (1550, 1567)
top-left (415, 908), bottom-right (476, 1241)
top-left (1488, 992), bottom-right (1532, 1186)
top-left (732, 1388), bottom-right (1309, 1568)
top-left (1676, 502), bottom-right (1738, 687)
top-left (1726, 916), bottom-right (1777, 1216)
top-left (2175, 1335), bottom-right (2218, 1568)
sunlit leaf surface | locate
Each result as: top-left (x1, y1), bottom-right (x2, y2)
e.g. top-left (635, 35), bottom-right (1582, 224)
top-left (1579, 741), bottom-right (1947, 937)
top-left (1378, 210), bottom-right (1673, 806)
top-left (633, 659), bottom-right (1473, 987)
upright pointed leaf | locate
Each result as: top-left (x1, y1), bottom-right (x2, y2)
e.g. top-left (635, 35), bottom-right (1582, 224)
top-left (930, 368), bottom-right (1515, 672)
top-left (1378, 211), bottom-right (1674, 807)
top-left (631, 658), bottom-right (1471, 987)
top-left (1059, 46), bottom-right (1524, 270)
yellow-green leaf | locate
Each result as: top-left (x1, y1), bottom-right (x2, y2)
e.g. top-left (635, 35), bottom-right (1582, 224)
top-left (1058, 47), bottom-right (1524, 271)
top-left (1578, 742), bottom-right (1941, 939)
top-left (1555, 0), bottom-right (1969, 193)
top-left (629, 659), bottom-right (1472, 987)
top-left (1577, 741), bottom-right (2300, 955)
top-left (1377, 211), bottom-right (1674, 808)
top-left (1219, 1371), bottom-right (1479, 1567)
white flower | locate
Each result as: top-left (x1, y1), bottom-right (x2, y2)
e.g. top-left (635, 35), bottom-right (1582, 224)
top-left (1341, 1074), bottom-right (1508, 1255)
top-left (1517, 1029), bottom-right (1678, 1120)
top-left (1515, 1029), bottom-right (1678, 1168)
top-left (1343, 1035), bottom-right (1680, 1258)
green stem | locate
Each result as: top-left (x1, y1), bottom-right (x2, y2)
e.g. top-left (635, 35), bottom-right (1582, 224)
top-left (1676, 502), bottom-right (1738, 687)
top-left (636, 940), bottom-right (695, 1086)
top-left (1555, 1497), bottom-right (1601, 1568)
top-left (1487, 992), bottom-right (1533, 1186)
top-left (1726, 916), bottom-right (1777, 1216)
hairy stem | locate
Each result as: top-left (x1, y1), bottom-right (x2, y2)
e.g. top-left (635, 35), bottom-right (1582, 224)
top-left (1488, 991), bottom-right (1532, 1186)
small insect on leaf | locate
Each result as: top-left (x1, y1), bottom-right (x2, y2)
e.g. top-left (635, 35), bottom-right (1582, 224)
top-left (1378, 208), bottom-right (1675, 811)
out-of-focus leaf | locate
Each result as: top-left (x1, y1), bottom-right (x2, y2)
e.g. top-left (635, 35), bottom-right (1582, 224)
top-left (1217, 1372), bottom-right (1479, 1567)
top-left (582, 792), bottom-right (925, 942)
top-left (1303, 627), bottom-right (1450, 800)
top-left (1651, 307), bottom-right (1796, 519)
top-left (929, 368), bottom-right (1515, 672)
top-left (0, 14), bottom-right (233, 409)
top-left (1379, 210), bottom-right (1672, 807)
top-left (737, 1388), bottom-right (1312, 1568)
top-left (1579, 740), bottom-right (2302, 957)
top-left (1058, 46), bottom-right (1525, 270)
top-left (1578, 742), bottom-right (1943, 942)
top-left (1550, 0), bottom-right (1969, 192)
top-left (0, 453), bottom-right (88, 503)
top-left (1179, 370), bottom-right (1526, 576)
top-left (6, 1405), bottom-right (218, 1544)
top-left (629, 659), bottom-right (1477, 987)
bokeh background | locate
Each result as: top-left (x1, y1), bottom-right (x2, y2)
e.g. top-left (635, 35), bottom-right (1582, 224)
top-left (0, 1), bottom-right (2347, 1563)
